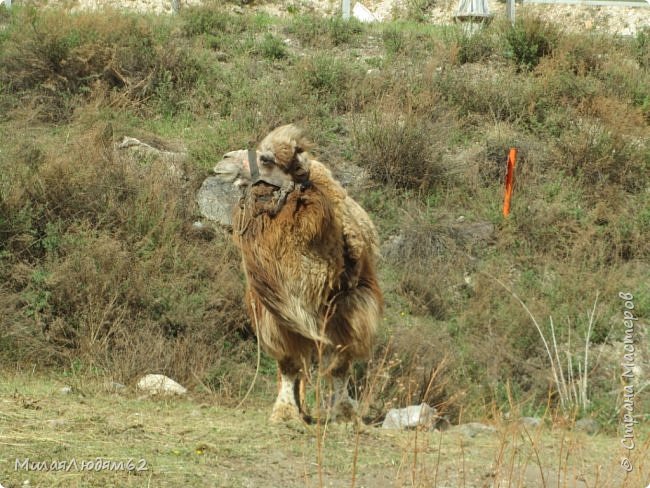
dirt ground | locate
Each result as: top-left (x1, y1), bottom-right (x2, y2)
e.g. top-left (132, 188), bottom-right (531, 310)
top-left (1, 373), bottom-right (648, 488)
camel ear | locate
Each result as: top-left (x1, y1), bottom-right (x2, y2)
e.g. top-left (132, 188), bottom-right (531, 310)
top-left (292, 150), bottom-right (310, 181)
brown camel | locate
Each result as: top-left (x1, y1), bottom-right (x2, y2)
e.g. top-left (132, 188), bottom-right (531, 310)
top-left (213, 125), bottom-right (383, 422)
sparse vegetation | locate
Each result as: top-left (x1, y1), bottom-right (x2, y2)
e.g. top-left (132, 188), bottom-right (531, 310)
top-left (0, 2), bottom-right (648, 456)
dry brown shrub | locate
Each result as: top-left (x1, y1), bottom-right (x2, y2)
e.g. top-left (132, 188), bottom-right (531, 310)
top-left (0, 121), bottom-right (251, 393)
top-left (352, 99), bottom-right (457, 191)
top-left (358, 337), bottom-right (461, 424)
top-left (555, 118), bottom-right (648, 194)
top-left (0, 9), bottom-right (200, 121)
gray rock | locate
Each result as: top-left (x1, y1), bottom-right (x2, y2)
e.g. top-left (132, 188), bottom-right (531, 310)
top-left (520, 417), bottom-right (543, 428)
top-left (453, 422), bottom-right (497, 438)
top-left (380, 234), bottom-right (405, 259)
top-left (449, 220), bottom-right (495, 245)
top-left (196, 176), bottom-right (240, 228)
top-left (105, 381), bottom-right (126, 392)
top-left (331, 162), bottom-right (371, 192)
top-left (575, 418), bottom-right (600, 435)
top-left (136, 374), bottom-right (187, 396)
top-left (382, 403), bottom-right (437, 430)
top-left (116, 136), bottom-right (187, 179)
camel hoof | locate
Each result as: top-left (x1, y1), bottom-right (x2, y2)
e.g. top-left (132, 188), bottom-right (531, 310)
top-left (332, 399), bottom-right (358, 423)
top-left (270, 402), bottom-right (301, 423)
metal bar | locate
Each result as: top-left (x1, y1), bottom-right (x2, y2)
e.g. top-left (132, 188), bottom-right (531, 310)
top-left (342, 0), bottom-right (351, 19)
top-left (507, 0), bottom-right (515, 24)
top-left (524, 0), bottom-right (649, 6)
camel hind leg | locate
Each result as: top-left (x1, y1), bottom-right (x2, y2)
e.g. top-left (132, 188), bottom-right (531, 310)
top-left (327, 360), bottom-right (358, 422)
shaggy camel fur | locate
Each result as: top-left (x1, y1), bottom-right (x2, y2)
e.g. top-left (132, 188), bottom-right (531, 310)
top-left (213, 125), bottom-right (383, 422)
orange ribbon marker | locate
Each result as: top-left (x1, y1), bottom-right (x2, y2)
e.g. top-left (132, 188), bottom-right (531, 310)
top-left (503, 148), bottom-right (517, 217)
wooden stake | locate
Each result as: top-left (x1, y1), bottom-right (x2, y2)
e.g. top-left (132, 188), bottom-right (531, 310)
top-left (503, 148), bottom-right (517, 217)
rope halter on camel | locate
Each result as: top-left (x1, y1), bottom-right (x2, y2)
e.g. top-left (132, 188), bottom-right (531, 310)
top-left (237, 149), bottom-right (306, 235)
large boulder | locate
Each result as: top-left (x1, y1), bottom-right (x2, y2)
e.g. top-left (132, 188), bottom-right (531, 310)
top-left (196, 176), bottom-right (240, 228)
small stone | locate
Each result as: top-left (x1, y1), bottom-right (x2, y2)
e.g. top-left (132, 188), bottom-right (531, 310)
top-left (575, 418), bottom-right (600, 435)
top-left (520, 417), bottom-right (543, 428)
top-left (454, 422), bottom-right (497, 438)
top-left (450, 220), bottom-right (495, 244)
top-left (105, 381), bottom-right (126, 392)
top-left (136, 374), bottom-right (187, 396)
top-left (382, 403), bottom-right (437, 430)
top-left (59, 386), bottom-right (72, 395)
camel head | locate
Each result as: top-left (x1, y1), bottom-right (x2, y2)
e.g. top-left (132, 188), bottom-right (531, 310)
top-left (213, 125), bottom-right (313, 189)
top-left (258, 124), bottom-right (313, 185)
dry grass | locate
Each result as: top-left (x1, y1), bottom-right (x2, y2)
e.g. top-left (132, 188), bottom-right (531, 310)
top-left (1, 372), bottom-right (647, 488)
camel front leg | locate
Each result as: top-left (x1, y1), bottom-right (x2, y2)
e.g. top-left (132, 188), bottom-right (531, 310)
top-left (270, 359), bottom-right (302, 423)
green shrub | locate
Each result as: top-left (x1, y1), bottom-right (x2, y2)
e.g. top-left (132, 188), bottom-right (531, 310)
top-left (327, 16), bottom-right (363, 45)
top-left (297, 54), bottom-right (361, 111)
top-left (257, 33), bottom-right (288, 60)
top-left (504, 16), bottom-right (558, 70)
top-left (557, 119), bottom-right (650, 194)
top-left (382, 25), bottom-right (406, 56)
top-left (405, 0), bottom-right (435, 22)
top-left (454, 28), bottom-right (496, 64)
top-left (181, 5), bottom-right (247, 37)
top-left (635, 26), bottom-right (650, 68)
top-left (285, 14), bottom-right (363, 47)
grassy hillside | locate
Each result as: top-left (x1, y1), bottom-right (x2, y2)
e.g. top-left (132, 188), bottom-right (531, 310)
top-left (0, 3), bottom-right (648, 427)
